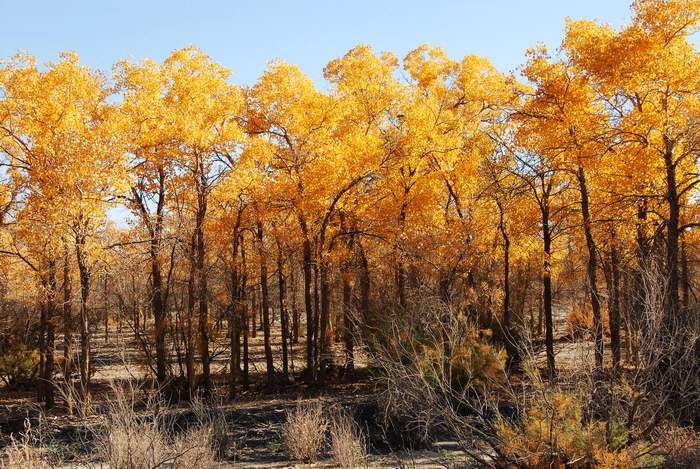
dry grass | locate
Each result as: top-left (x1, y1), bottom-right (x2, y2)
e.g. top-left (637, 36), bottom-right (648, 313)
top-left (329, 410), bottom-right (366, 469)
top-left (0, 412), bottom-right (69, 469)
top-left (284, 400), bottom-right (328, 463)
top-left (0, 426), bottom-right (51, 469)
top-left (96, 382), bottom-right (220, 469)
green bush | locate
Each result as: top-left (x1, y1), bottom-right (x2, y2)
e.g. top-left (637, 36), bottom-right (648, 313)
top-left (0, 344), bottom-right (39, 387)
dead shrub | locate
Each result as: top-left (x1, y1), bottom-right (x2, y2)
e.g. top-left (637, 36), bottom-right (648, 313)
top-left (284, 400), bottom-right (328, 463)
top-left (0, 420), bottom-right (50, 469)
top-left (329, 410), bottom-right (366, 469)
top-left (0, 412), bottom-right (72, 469)
top-left (96, 382), bottom-right (220, 469)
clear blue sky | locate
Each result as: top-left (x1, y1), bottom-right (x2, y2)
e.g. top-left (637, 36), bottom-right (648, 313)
top-left (1, 1), bottom-right (633, 87)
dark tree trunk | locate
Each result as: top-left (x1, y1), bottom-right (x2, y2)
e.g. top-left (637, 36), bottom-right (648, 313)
top-left (196, 193), bottom-right (211, 395)
top-left (577, 167), bottom-right (604, 371)
top-left (186, 233), bottom-right (197, 398)
top-left (664, 136), bottom-right (680, 318)
top-left (277, 247), bottom-right (289, 381)
top-left (300, 216), bottom-right (315, 377)
top-left (75, 235), bottom-right (92, 411)
top-left (609, 241), bottom-right (622, 370)
top-left (229, 232), bottom-right (241, 400)
top-left (242, 252), bottom-right (249, 388)
top-left (290, 266), bottom-right (299, 344)
top-left (43, 260), bottom-right (57, 407)
top-left (318, 258), bottom-right (330, 385)
top-left (681, 233), bottom-right (689, 310)
top-left (496, 199), bottom-right (517, 366)
top-left (357, 239), bottom-right (371, 328)
top-left (541, 194), bottom-right (555, 378)
top-left (257, 221), bottom-right (274, 384)
top-left (62, 246), bottom-right (73, 383)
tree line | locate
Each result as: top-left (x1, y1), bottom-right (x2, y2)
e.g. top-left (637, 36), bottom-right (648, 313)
top-left (0, 0), bottom-right (698, 413)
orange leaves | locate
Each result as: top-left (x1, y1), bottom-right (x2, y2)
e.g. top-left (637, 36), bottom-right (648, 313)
top-left (0, 51), bottom-right (127, 239)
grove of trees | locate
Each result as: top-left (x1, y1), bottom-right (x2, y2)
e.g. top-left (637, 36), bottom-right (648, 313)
top-left (1, 0), bottom-right (700, 465)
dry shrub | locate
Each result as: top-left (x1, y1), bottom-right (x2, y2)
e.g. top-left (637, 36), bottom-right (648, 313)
top-left (171, 425), bottom-right (218, 469)
top-left (369, 295), bottom-right (506, 458)
top-left (0, 422), bottom-right (50, 469)
top-left (565, 305), bottom-right (609, 340)
top-left (284, 400), bottom-right (328, 463)
top-left (97, 382), bottom-right (220, 469)
top-left (0, 411), bottom-right (76, 469)
top-left (655, 426), bottom-right (700, 468)
top-left (190, 396), bottom-right (231, 459)
top-left (329, 410), bottom-right (366, 469)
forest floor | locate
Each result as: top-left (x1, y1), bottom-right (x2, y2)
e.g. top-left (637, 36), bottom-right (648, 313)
top-left (0, 306), bottom-right (611, 468)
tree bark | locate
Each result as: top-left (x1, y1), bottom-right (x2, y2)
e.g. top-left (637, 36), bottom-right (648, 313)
top-left (577, 166), bottom-right (604, 372)
top-left (75, 234), bottom-right (92, 412)
top-left (541, 192), bottom-right (555, 378)
top-left (257, 221), bottom-right (275, 384)
top-left (277, 246), bottom-right (289, 381)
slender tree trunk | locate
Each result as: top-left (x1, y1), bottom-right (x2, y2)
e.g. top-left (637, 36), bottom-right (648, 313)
top-left (186, 233), bottom-right (197, 398)
top-left (75, 235), bottom-right (92, 411)
top-left (300, 216), bottom-right (315, 377)
top-left (609, 241), bottom-right (622, 371)
top-left (257, 221), bottom-right (274, 384)
top-left (242, 247), bottom-right (249, 388)
top-left (541, 195), bottom-right (555, 378)
top-left (290, 266), bottom-right (299, 344)
top-left (578, 167), bottom-right (604, 372)
top-left (250, 289), bottom-right (257, 338)
top-left (681, 233), bottom-right (689, 310)
top-left (38, 292), bottom-right (47, 404)
top-left (497, 199), bottom-right (517, 366)
top-left (664, 137), bottom-right (680, 318)
top-left (44, 260), bottom-right (57, 407)
top-left (318, 258), bottom-right (331, 385)
top-left (228, 211), bottom-right (243, 400)
top-left (342, 269), bottom-right (353, 373)
top-left (229, 251), bottom-right (240, 400)
top-left (151, 242), bottom-right (166, 384)
top-left (397, 193), bottom-right (409, 311)
top-left (357, 239), bottom-right (371, 328)
top-left (196, 195), bottom-right (211, 394)
top-left (277, 247), bottom-right (289, 381)
top-left (62, 246), bottom-right (73, 383)
top-left (313, 263), bottom-right (320, 377)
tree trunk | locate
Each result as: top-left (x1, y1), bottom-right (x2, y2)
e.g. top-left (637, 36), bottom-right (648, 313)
top-left (229, 252), bottom-right (241, 400)
top-left (151, 240), bottom-right (166, 384)
top-left (62, 246), bottom-right (73, 384)
top-left (357, 239), bottom-right (371, 328)
top-left (290, 266), bottom-right (299, 344)
top-left (44, 260), bottom-right (57, 407)
top-left (196, 196), bottom-right (211, 395)
top-left (609, 241), bottom-right (622, 371)
top-left (541, 195), bottom-right (555, 378)
top-left (342, 270), bottom-right (354, 373)
top-left (681, 232), bottom-right (689, 310)
top-left (300, 216), bottom-right (315, 377)
top-left (257, 221), bottom-right (275, 384)
top-left (186, 233), bottom-right (197, 398)
top-left (277, 247), bottom-right (289, 381)
top-left (664, 136), bottom-right (680, 318)
top-left (577, 167), bottom-right (604, 372)
top-left (318, 258), bottom-right (330, 385)
top-left (497, 199), bottom-right (517, 365)
top-left (75, 235), bottom-right (92, 412)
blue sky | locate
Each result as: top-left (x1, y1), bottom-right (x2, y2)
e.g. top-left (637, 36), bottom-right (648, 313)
top-left (1, 1), bottom-right (633, 87)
